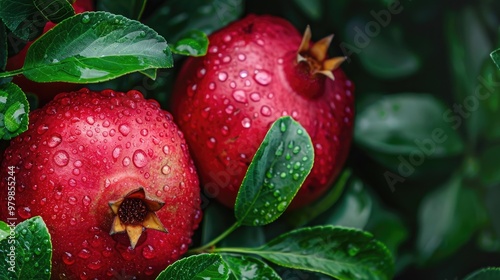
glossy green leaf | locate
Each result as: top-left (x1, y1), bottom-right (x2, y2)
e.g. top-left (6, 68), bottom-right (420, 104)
top-left (314, 176), bottom-right (373, 230)
top-left (0, 0), bottom-right (48, 40)
top-left (235, 116), bottom-right (314, 226)
top-left (344, 18), bottom-right (420, 79)
top-left (417, 175), bottom-right (488, 264)
top-left (0, 83), bottom-right (29, 140)
top-left (22, 12), bottom-right (173, 83)
top-left (97, 0), bottom-right (147, 20)
top-left (464, 268), bottom-right (500, 280)
top-left (222, 255), bottom-right (281, 280)
top-left (355, 93), bottom-right (464, 179)
top-left (146, 0), bottom-right (243, 44)
top-left (492, 49), bottom-right (500, 70)
top-left (34, 0), bottom-right (74, 23)
top-left (0, 216), bottom-right (52, 280)
top-left (253, 226), bottom-right (394, 280)
top-left (156, 253), bottom-right (230, 280)
top-left (292, 0), bottom-right (322, 20)
top-left (0, 222), bottom-right (9, 242)
top-left (0, 21), bottom-right (6, 71)
top-left (170, 30), bottom-right (209, 57)
top-left (287, 169), bottom-right (351, 227)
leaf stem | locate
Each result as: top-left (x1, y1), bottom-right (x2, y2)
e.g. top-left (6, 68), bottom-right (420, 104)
top-left (187, 221), bottom-right (241, 255)
top-left (0, 69), bottom-right (23, 78)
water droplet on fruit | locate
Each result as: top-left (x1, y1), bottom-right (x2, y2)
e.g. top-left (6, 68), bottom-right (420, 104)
top-left (254, 70), bottom-right (272, 86)
top-left (161, 165), bottom-right (171, 175)
top-left (37, 124), bottom-right (49, 135)
top-left (237, 53), bottom-right (246, 61)
top-left (223, 34), bottom-right (232, 42)
top-left (63, 252), bottom-right (75, 265)
top-left (118, 124), bottom-right (130, 136)
top-left (229, 81), bottom-right (236, 89)
top-left (68, 196), bottom-right (77, 205)
top-left (53, 151), bottom-right (70, 166)
top-left (140, 129), bottom-right (148, 136)
top-left (78, 249), bottom-right (91, 259)
top-left (221, 125), bottom-right (229, 135)
top-left (249, 92), bottom-right (261, 102)
top-left (225, 105), bottom-right (234, 114)
top-left (239, 70), bottom-right (248, 78)
top-left (68, 178), bottom-right (77, 187)
top-left (241, 117), bottom-right (251, 128)
top-left (112, 146), bottom-right (122, 160)
top-left (277, 58), bottom-right (284, 64)
top-left (208, 82), bottom-right (216, 90)
top-left (218, 72), bottom-right (228, 82)
top-left (86, 130), bottom-right (93, 137)
top-left (232, 90), bottom-right (247, 103)
top-left (162, 146), bottom-right (170, 155)
top-left (142, 245), bottom-right (156, 259)
top-left (206, 137), bottom-right (216, 149)
top-left (82, 196), bottom-right (91, 207)
top-left (122, 156), bottom-right (131, 167)
top-left (81, 14), bottom-right (90, 23)
top-left (260, 106), bottom-right (272, 116)
top-left (133, 149), bottom-right (148, 168)
top-left (222, 56), bottom-right (231, 63)
top-left (18, 206), bottom-right (31, 219)
top-left (87, 260), bottom-right (103, 270)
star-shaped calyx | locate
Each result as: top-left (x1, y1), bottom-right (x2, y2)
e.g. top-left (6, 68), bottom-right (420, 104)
top-left (297, 25), bottom-right (346, 80)
top-left (109, 188), bottom-right (167, 249)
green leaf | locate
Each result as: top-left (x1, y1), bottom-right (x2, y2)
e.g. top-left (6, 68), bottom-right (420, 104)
top-left (97, 0), bottom-right (147, 20)
top-left (0, 221), bottom-right (9, 242)
top-left (0, 83), bottom-right (29, 140)
top-left (34, 0), bottom-right (74, 23)
top-left (0, 21), bottom-right (6, 71)
top-left (464, 267), bottom-right (500, 280)
top-left (146, 0), bottom-right (243, 44)
top-left (292, 0), bottom-right (322, 20)
top-left (355, 93), bottom-right (464, 179)
top-left (478, 145), bottom-right (500, 186)
top-left (0, 0), bottom-right (48, 40)
top-left (170, 30), bottom-right (209, 57)
top-left (22, 11), bottom-right (173, 83)
top-left (156, 253), bottom-right (230, 280)
top-left (313, 176), bottom-right (373, 230)
top-left (0, 216), bottom-right (52, 280)
top-left (345, 19), bottom-right (420, 79)
top-left (222, 255), bottom-right (281, 280)
top-left (417, 175), bottom-right (488, 264)
top-left (476, 58), bottom-right (500, 142)
top-left (492, 49), bottom-right (500, 70)
top-left (253, 226), bottom-right (394, 280)
top-left (234, 116), bottom-right (314, 226)
top-left (287, 169), bottom-right (351, 228)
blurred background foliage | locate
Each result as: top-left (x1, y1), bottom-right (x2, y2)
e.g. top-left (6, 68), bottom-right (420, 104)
top-left (21, 0), bottom-right (500, 278)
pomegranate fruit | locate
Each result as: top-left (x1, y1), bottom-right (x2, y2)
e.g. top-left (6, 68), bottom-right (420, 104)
top-left (0, 89), bottom-right (201, 279)
top-left (171, 14), bottom-right (354, 209)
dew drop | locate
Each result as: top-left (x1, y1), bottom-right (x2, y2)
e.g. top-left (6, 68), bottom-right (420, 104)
top-left (232, 90), bottom-right (247, 103)
top-left (81, 14), bottom-right (90, 23)
top-left (112, 146), bottom-right (122, 160)
top-left (82, 196), bottom-right (91, 207)
top-left (78, 249), bottom-right (91, 259)
top-left (260, 106), bottom-right (272, 116)
top-left (68, 196), bottom-right (77, 205)
top-left (161, 165), bottom-right (171, 175)
top-left (132, 149), bottom-right (148, 168)
top-left (292, 173), bottom-right (300, 181)
top-left (53, 151), bottom-right (70, 167)
top-left (63, 252), bottom-right (75, 265)
top-left (273, 190), bottom-right (281, 197)
top-left (280, 121), bottom-right (287, 132)
top-left (241, 117), bottom-right (251, 128)
top-left (277, 201), bottom-right (288, 211)
top-left (254, 70), bottom-right (272, 86)
top-left (222, 56), bottom-right (231, 63)
top-left (249, 92), bottom-right (261, 102)
top-left (87, 260), bottom-right (103, 270)
top-left (18, 206), bottom-right (31, 219)
top-left (237, 54), bottom-right (246, 61)
top-left (218, 72), bottom-right (228, 82)
top-left (142, 245), bottom-right (156, 259)
top-left (347, 244), bottom-right (360, 256)
top-left (122, 156), bottom-right (131, 167)
top-left (118, 124), bottom-right (130, 136)
top-left (47, 134), bottom-right (62, 148)
top-left (37, 124), bottom-right (49, 135)
top-left (162, 146), bottom-right (170, 155)
top-left (140, 129), bottom-right (148, 136)
top-left (221, 125), bottom-right (229, 136)
top-left (206, 137), bottom-right (216, 149)
top-left (239, 70), bottom-right (248, 78)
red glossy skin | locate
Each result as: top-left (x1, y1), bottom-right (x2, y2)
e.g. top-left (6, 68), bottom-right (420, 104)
top-left (5, 0), bottom-right (94, 105)
top-left (172, 15), bottom-right (354, 209)
top-left (0, 89), bottom-right (201, 279)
